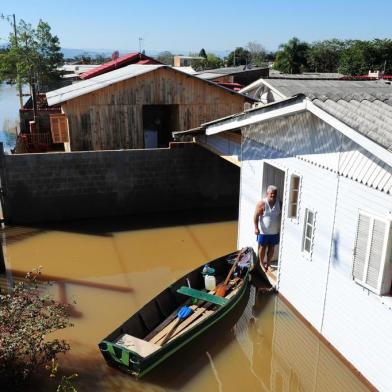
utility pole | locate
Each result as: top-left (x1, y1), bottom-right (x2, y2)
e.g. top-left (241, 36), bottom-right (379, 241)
top-left (138, 37), bottom-right (143, 53)
top-left (12, 14), bottom-right (23, 109)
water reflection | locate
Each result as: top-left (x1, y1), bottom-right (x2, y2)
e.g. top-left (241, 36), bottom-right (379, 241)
top-left (0, 82), bottom-right (28, 153)
top-left (1, 214), bottom-right (370, 391)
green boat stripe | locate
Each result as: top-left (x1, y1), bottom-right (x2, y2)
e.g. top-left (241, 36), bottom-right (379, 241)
top-left (137, 279), bottom-right (249, 377)
top-left (103, 342), bottom-right (130, 366)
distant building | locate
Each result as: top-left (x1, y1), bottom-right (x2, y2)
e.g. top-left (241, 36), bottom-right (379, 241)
top-left (46, 64), bottom-right (253, 151)
top-left (173, 55), bottom-right (204, 67)
top-left (196, 65), bottom-right (269, 89)
top-left (58, 64), bottom-right (101, 83)
top-left (175, 82), bottom-right (392, 391)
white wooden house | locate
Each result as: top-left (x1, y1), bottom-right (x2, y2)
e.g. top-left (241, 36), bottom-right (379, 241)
top-left (175, 86), bottom-right (392, 391)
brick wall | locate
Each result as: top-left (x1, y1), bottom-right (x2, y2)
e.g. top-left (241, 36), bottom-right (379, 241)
top-left (1, 143), bottom-right (239, 224)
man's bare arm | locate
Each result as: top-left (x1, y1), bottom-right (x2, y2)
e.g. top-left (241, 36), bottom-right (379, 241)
top-left (253, 201), bottom-right (265, 235)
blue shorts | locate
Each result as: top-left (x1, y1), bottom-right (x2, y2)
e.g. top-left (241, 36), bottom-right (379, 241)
top-left (257, 234), bottom-right (280, 246)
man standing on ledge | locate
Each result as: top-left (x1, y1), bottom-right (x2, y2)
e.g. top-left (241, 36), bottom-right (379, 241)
top-left (254, 185), bottom-right (281, 272)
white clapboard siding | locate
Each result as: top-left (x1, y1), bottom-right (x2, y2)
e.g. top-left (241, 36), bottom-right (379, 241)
top-left (236, 106), bottom-right (392, 391)
top-left (195, 134), bottom-right (241, 162)
top-left (242, 111), bottom-right (392, 194)
top-left (238, 137), bottom-right (337, 330)
top-left (322, 176), bottom-right (392, 392)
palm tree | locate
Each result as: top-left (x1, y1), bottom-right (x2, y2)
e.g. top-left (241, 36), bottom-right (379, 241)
top-left (274, 37), bottom-right (309, 74)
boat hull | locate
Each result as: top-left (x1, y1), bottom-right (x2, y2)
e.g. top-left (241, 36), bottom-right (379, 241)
top-left (99, 248), bottom-right (254, 377)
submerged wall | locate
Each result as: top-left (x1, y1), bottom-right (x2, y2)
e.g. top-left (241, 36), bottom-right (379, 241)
top-left (0, 143), bottom-right (239, 224)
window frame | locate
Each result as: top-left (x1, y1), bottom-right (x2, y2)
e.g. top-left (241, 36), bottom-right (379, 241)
top-left (287, 173), bottom-right (301, 221)
top-left (352, 210), bottom-right (392, 295)
top-left (302, 208), bottom-right (316, 259)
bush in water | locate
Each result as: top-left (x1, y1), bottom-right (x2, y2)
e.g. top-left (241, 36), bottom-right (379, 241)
top-left (0, 267), bottom-right (73, 389)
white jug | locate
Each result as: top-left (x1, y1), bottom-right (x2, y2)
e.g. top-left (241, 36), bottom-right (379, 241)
top-left (204, 274), bottom-right (216, 291)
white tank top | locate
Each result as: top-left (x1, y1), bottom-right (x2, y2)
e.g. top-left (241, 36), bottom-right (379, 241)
top-left (259, 198), bottom-right (281, 235)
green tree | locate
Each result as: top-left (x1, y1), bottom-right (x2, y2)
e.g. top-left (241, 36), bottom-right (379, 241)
top-left (191, 53), bottom-right (223, 71)
top-left (246, 41), bottom-right (267, 67)
top-left (339, 39), bottom-right (392, 75)
top-left (156, 50), bottom-right (174, 65)
top-left (273, 37), bottom-right (309, 74)
top-left (307, 39), bottom-right (347, 73)
top-left (74, 52), bottom-right (93, 64)
top-left (199, 48), bottom-right (207, 59)
top-left (0, 19), bottom-right (63, 92)
top-left (226, 47), bottom-right (251, 66)
top-left (94, 53), bottom-right (110, 64)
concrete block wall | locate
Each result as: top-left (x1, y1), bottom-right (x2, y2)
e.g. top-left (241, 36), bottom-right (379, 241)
top-left (1, 143), bottom-right (239, 224)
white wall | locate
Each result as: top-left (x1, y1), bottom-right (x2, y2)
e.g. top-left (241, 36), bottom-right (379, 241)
top-left (321, 177), bottom-right (392, 392)
top-left (238, 138), bottom-right (338, 331)
top-left (237, 110), bottom-right (392, 391)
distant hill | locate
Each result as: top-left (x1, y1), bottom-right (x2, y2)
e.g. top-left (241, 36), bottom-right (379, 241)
top-left (1, 45), bottom-right (228, 59)
top-left (61, 48), bottom-right (228, 59)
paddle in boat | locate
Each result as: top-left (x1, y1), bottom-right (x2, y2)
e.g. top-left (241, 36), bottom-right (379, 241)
top-left (98, 247), bottom-right (254, 377)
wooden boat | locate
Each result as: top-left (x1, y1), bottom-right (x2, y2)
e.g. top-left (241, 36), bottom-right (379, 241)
top-left (98, 247), bottom-right (254, 378)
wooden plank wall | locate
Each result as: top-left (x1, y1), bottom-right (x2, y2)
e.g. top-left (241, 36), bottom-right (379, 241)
top-left (62, 68), bottom-right (247, 151)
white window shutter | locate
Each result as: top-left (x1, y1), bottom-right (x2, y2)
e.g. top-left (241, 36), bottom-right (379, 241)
top-left (366, 219), bottom-right (386, 290)
top-left (353, 213), bottom-right (370, 282)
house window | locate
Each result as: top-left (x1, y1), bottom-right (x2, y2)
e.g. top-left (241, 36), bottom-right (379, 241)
top-left (288, 174), bottom-right (301, 219)
top-left (302, 208), bottom-right (316, 256)
top-left (352, 212), bottom-right (392, 295)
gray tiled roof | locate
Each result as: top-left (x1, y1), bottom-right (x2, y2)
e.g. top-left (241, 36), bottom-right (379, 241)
top-left (268, 70), bottom-right (344, 79)
top-left (196, 65), bottom-right (268, 76)
top-left (311, 97), bottom-right (392, 152)
top-left (265, 79), bottom-right (392, 99)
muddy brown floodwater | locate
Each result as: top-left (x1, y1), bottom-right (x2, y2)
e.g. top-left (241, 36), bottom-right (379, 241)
top-left (2, 212), bottom-right (371, 392)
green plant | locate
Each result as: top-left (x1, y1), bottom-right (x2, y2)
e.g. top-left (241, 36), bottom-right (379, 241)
top-left (47, 359), bottom-right (78, 392)
top-left (0, 267), bottom-right (73, 389)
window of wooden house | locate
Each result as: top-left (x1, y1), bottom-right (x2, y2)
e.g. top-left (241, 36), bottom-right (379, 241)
top-left (288, 174), bottom-right (301, 219)
top-left (352, 212), bottom-right (392, 296)
top-left (302, 208), bottom-right (316, 257)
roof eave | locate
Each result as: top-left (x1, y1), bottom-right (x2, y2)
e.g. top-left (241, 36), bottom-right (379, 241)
top-left (203, 96), bottom-right (392, 168)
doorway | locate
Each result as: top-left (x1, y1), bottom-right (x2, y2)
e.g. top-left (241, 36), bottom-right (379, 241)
top-left (261, 162), bottom-right (286, 278)
top-left (142, 105), bottom-right (179, 148)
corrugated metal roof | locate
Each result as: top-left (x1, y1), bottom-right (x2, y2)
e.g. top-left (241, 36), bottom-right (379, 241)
top-left (196, 72), bottom-right (227, 80)
top-left (311, 98), bottom-right (392, 152)
top-left (197, 65), bottom-right (267, 76)
top-left (46, 64), bottom-right (165, 106)
top-left (173, 66), bottom-right (197, 75)
top-left (58, 64), bottom-right (100, 74)
top-left (47, 64), bottom-right (254, 107)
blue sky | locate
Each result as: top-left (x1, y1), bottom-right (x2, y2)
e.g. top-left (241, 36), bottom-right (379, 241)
top-left (1, 0), bottom-right (392, 54)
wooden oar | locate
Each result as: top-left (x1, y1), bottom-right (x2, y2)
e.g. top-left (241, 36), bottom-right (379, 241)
top-left (165, 281), bottom-right (243, 344)
top-left (160, 306), bottom-right (193, 345)
top-left (215, 248), bottom-right (245, 297)
top-left (155, 302), bottom-right (213, 346)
